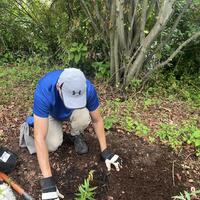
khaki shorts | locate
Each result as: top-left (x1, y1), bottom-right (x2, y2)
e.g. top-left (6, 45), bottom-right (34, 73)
top-left (46, 108), bottom-right (91, 152)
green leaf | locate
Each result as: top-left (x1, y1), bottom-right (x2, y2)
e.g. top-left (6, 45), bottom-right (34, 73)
top-left (194, 140), bottom-right (200, 146)
top-left (72, 42), bottom-right (78, 47)
top-left (82, 46), bottom-right (87, 51)
top-left (172, 196), bottom-right (185, 200)
top-left (184, 191), bottom-right (190, 200)
top-left (75, 54), bottom-right (81, 64)
top-left (70, 47), bottom-right (77, 52)
top-left (89, 186), bottom-right (97, 191)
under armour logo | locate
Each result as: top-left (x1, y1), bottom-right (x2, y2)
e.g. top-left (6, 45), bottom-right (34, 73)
top-left (72, 90), bottom-right (81, 95)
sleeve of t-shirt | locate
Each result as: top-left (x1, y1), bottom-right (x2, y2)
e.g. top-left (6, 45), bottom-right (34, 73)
top-left (86, 83), bottom-right (99, 112)
top-left (33, 86), bottom-right (50, 118)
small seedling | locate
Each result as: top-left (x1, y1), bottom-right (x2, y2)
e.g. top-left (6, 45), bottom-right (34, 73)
top-left (172, 188), bottom-right (200, 200)
top-left (75, 170), bottom-right (97, 200)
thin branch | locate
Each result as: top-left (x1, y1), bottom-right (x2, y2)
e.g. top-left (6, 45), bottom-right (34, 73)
top-left (130, 22), bottom-right (141, 54)
top-left (80, 0), bottom-right (99, 34)
top-left (128, 0), bottom-right (134, 24)
top-left (146, 0), bottom-right (157, 19)
top-left (80, 0), bottom-right (108, 45)
top-left (155, 31), bottom-right (200, 68)
top-left (114, 31), bottom-right (120, 84)
top-left (140, 0), bottom-right (148, 44)
top-left (144, 0), bottom-right (192, 66)
top-left (12, 0), bottom-right (44, 33)
top-left (172, 160), bottom-right (175, 187)
top-left (94, 1), bottom-right (109, 40)
top-left (16, 0), bottom-right (40, 24)
top-left (50, 0), bottom-right (59, 8)
top-left (116, 0), bottom-right (126, 49)
top-left (128, 0), bottom-right (139, 49)
top-left (110, 0), bottom-right (116, 75)
top-left (126, 0), bottom-right (176, 85)
top-left (0, 36), bottom-right (7, 50)
top-left (142, 31), bottom-right (200, 84)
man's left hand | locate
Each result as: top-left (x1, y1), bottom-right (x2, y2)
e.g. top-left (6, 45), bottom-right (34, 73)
top-left (101, 148), bottom-right (122, 171)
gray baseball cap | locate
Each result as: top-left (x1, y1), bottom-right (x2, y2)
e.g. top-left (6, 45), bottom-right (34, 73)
top-left (57, 68), bottom-right (87, 109)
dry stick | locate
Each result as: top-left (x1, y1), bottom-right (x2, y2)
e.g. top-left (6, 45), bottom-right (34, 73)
top-left (94, 1), bottom-right (109, 40)
top-left (128, 0), bottom-right (138, 47)
top-left (80, 0), bottom-right (108, 46)
top-left (80, 0), bottom-right (99, 34)
top-left (116, 0), bottom-right (126, 50)
top-left (144, 0), bottom-right (192, 66)
top-left (126, 0), bottom-right (175, 85)
top-left (143, 31), bottom-right (200, 83)
top-left (156, 31), bottom-right (200, 68)
top-left (140, 0), bottom-right (148, 44)
top-left (172, 160), bottom-right (175, 187)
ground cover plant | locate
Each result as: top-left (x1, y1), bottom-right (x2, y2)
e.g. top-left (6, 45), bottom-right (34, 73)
top-left (172, 188), bottom-right (200, 200)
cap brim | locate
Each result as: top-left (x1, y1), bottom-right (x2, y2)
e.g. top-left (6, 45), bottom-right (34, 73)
top-left (62, 93), bottom-right (86, 109)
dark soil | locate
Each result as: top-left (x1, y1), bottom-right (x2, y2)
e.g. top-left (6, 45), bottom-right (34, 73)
top-left (1, 129), bottom-right (187, 200)
top-left (0, 96), bottom-right (200, 200)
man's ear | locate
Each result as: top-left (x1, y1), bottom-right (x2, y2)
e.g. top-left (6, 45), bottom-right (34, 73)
top-left (56, 83), bottom-right (60, 90)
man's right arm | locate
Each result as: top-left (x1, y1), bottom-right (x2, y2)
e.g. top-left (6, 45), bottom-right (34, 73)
top-left (34, 114), bottom-right (52, 178)
top-left (34, 115), bottom-right (64, 199)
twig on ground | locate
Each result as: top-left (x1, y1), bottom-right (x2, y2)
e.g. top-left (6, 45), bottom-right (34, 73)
top-left (172, 160), bottom-right (175, 187)
top-left (185, 153), bottom-right (193, 160)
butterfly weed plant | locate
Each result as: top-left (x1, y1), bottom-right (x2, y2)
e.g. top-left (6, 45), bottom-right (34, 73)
top-left (75, 170), bottom-right (97, 200)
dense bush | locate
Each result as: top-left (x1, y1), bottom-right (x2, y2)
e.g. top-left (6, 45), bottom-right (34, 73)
top-left (0, 0), bottom-right (199, 81)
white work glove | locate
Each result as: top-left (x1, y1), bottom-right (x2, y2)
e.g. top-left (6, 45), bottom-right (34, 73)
top-left (40, 177), bottom-right (64, 200)
top-left (101, 148), bottom-right (122, 171)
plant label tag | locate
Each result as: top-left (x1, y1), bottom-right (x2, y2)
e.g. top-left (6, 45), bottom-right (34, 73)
top-left (0, 152), bottom-right (11, 163)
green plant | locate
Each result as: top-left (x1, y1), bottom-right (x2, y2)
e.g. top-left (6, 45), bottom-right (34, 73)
top-left (156, 124), bottom-right (182, 149)
top-left (75, 170), bottom-right (97, 200)
top-left (134, 121), bottom-right (150, 136)
top-left (187, 128), bottom-right (200, 156)
top-left (68, 43), bottom-right (88, 64)
top-left (123, 116), bottom-right (135, 132)
top-left (143, 98), bottom-right (161, 109)
top-left (103, 98), bottom-right (121, 129)
top-left (130, 79), bottom-right (142, 91)
top-left (156, 118), bottom-right (200, 156)
top-left (104, 115), bottom-right (118, 130)
top-left (172, 188), bottom-right (200, 200)
top-left (0, 58), bottom-right (59, 104)
top-left (92, 61), bottom-right (110, 79)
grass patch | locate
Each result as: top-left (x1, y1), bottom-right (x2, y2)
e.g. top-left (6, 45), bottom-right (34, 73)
top-left (0, 57), bottom-right (61, 105)
top-left (146, 73), bottom-right (200, 108)
top-left (102, 98), bottom-right (150, 136)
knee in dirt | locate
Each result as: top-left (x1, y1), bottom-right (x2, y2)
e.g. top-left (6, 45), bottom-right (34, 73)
top-left (47, 139), bottom-right (62, 152)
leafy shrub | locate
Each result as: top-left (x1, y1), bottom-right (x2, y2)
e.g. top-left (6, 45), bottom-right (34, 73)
top-left (104, 116), bottom-right (118, 130)
top-left (156, 118), bottom-right (200, 156)
top-left (92, 61), bottom-right (110, 79)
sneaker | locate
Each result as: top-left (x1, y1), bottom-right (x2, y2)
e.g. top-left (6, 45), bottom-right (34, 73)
top-left (74, 135), bottom-right (88, 154)
top-left (64, 134), bottom-right (88, 154)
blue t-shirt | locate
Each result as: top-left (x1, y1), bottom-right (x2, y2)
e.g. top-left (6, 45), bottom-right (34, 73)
top-left (33, 70), bottom-right (99, 120)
